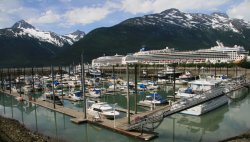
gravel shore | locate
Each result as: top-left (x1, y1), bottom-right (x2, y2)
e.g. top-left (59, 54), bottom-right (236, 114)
top-left (0, 116), bottom-right (57, 142)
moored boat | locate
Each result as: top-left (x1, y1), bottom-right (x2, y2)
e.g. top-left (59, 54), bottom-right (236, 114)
top-left (87, 102), bottom-right (120, 119)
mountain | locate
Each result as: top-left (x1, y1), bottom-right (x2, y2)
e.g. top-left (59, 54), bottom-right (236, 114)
top-left (5, 20), bottom-right (85, 47)
top-left (63, 30), bottom-right (85, 45)
top-left (67, 8), bottom-right (250, 63)
top-left (0, 20), bottom-right (85, 67)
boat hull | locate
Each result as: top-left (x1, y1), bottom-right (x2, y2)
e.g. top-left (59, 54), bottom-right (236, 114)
top-left (181, 96), bottom-right (228, 115)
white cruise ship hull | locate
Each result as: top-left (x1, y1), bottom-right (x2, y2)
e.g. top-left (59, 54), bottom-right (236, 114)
top-left (181, 96), bottom-right (228, 116)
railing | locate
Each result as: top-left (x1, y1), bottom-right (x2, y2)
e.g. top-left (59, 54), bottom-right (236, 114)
top-left (127, 77), bottom-right (250, 131)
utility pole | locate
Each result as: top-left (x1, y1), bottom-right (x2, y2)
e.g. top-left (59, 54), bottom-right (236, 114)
top-left (81, 54), bottom-right (86, 119)
top-left (112, 65), bottom-right (115, 95)
top-left (60, 66), bottom-right (64, 106)
top-left (173, 64), bottom-right (176, 102)
top-left (51, 65), bottom-right (55, 109)
top-left (126, 63), bottom-right (130, 124)
top-left (134, 64), bottom-right (138, 114)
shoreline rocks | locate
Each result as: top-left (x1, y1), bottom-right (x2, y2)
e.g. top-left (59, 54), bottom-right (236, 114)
top-left (0, 115), bottom-right (56, 142)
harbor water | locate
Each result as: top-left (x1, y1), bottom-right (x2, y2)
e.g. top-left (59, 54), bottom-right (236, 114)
top-left (0, 86), bottom-right (250, 142)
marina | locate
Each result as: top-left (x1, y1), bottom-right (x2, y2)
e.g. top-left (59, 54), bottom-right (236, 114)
top-left (1, 2), bottom-right (250, 141)
top-left (0, 81), bottom-right (250, 142)
top-left (0, 64), bottom-right (250, 141)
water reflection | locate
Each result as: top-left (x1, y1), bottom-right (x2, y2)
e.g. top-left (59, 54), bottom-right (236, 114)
top-left (0, 93), bottom-right (140, 142)
top-left (0, 86), bottom-right (250, 142)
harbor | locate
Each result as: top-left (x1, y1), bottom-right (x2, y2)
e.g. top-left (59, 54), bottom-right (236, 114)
top-left (0, 64), bottom-right (250, 141)
top-left (1, 1), bottom-right (250, 141)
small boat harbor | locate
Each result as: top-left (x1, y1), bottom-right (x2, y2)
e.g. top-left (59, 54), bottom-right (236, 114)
top-left (0, 64), bottom-right (250, 141)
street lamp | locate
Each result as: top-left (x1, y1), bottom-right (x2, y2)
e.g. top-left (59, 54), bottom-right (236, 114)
top-left (113, 103), bottom-right (117, 128)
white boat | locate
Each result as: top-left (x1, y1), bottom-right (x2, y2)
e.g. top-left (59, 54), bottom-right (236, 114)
top-left (139, 93), bottom-right (168, 106)
top-left (157, 66), bottom-right (182, 79)
top-left (107, 84), bottom-right (123, 91)
top-left (22, 85), bottom-right (33, 92)
top-left (176, 79), bottom-right (228, 115)
top-left (87, 102), bottom-right (120, 119)
top-left (178, 71), bottom-right (196, 81)
top-left (88, 68), bottom-right (102, 76)
top-left (147, 81), bottom-right (160, 90)
top-left (68, 91), bottom-right (83, 101)
top-left (174, 79), bottom-right (188, 85)
top-left (88, 88), bottom-right (101, 98)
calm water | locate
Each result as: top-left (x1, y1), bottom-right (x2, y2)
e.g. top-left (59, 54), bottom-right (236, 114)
top-left (0, 86), bottom-right (250, 142)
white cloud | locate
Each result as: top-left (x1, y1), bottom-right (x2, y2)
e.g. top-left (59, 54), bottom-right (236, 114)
top-left (227, 0), bottom-right (250, 22)
top-left (64, 6), bottom-right (111, 25)
top-left (0, 0), bottom-right (39, 28)
top-left (27, 10), bottom-right (61, 24)
top-left (121, 0), bottom-right (230, 14)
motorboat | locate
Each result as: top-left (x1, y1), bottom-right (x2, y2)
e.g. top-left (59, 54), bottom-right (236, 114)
top-left (176, 79), bottom-right (228, 115)
top-left (139, 93), bottom-right (168, 105)
top-left (22, 85), bottom-right (33, 92)
top-left (88, 88), bottom-right (101, 98)
top-left (88, 68), bottom-right (102, 76)
top-left (157, 66), bottom-right (182, 79)
top-left (173, 79), bottom-right (188, 85)
top-left (68, 91), bottom-right (83, 101)
top-left (87, 102), bottom-right (120, 119)
top-left (178, 71), bottom-right (196, 81)
top-left (147, 81), bottom-right (160, 90)
top-left (43, 92), bottom-right (63, 105)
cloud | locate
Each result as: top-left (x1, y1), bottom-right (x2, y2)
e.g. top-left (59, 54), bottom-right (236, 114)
top-left (27, 10), bottom-right (61, 24)
top-left (0, 0), bottom-right (39, 28)
top-left (64, 6), bottom-right (111, 25)
top-left (121, 0), bottom-right (230, 14)
top-left (227, 0), bottom-right (250, 22)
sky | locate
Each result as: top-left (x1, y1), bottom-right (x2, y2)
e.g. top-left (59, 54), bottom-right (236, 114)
top-left (0, 0), bottom-right (250, 35)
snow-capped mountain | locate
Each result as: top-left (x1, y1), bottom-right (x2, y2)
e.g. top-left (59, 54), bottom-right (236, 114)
top-left (0, 20), bottom-right (85, 67)
top-left (69, 8), bottom-right (250, 63)
top-left (122, 8), bottom-right (250, 33)
top-left (63, 30), bottom-right (85, 45)
top-left (3, 20), bottom-right (85, 47)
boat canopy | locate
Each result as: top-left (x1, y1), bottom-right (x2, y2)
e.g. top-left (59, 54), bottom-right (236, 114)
top-left (74, 91), bottom-right (82, 97)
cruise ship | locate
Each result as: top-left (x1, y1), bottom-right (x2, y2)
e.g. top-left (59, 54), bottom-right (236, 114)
top-left (92, 41), bottom-right (249, 67)
top-left (122, 41), bottom-right (248, 64)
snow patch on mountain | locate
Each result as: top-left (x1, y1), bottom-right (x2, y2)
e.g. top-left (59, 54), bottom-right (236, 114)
top-left (122, 8), bottom-right (250, 34)
top-left (17, 28), bottom-right (64, 46)
top-left (8, 20), bottom-right (85, 47)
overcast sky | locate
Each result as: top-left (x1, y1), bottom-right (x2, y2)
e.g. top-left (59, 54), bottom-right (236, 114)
top-left (0, 0), bottom-right (249, 35)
